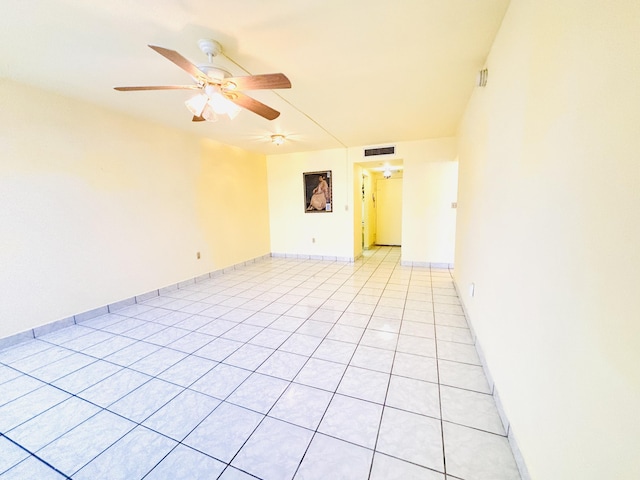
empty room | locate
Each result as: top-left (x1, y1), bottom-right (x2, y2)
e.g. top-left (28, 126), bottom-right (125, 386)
top-left (1, 1), bottom-right (638, 479)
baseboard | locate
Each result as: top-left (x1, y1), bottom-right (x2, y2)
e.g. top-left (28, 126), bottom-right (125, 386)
top-left (400, 261), bottom-right (455, 268)
top-left (270, 252), bottom-right (356, 263)
top-left (452, 279), bottom-right (531, 480)
top-left (0, 253), bottom-right (272, 352)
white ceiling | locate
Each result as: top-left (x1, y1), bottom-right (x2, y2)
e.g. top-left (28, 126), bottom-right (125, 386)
top-left (0, 0), bottom-right (510, 155)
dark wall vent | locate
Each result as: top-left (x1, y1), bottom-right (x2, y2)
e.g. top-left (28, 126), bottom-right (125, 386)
top-left (364, 146), bottom-right (395, 157)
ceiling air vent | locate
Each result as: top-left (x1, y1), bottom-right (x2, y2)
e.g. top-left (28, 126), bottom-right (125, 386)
top-left (364, 146), bottom-right (395, 157)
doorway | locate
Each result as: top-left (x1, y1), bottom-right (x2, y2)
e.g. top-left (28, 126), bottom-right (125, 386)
top-left (375, 176), bottom-right (403, 245)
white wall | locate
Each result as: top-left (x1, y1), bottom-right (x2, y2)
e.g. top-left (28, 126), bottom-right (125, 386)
top-left (268, 139), bottom-right (458, 263)
top-left (0, 79), bottom-right (271, 338)
top-left (267, 149), bottom-right (354, 259)
top-left (454, 1), bottom-right (640, 478)
top-left (401, 157), bottom-right (458, 265)
top-left (357, 138), bottom-right (458, 265)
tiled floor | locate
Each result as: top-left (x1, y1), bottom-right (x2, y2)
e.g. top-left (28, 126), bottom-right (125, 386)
top-left (0, 247), bottom-right (521, 479)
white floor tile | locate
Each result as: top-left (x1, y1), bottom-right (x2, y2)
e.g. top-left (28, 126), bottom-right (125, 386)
top-left (129, 347), bottom-right (187, 376)
top-left (157, 355), bottom-right (218, 387)
top-left (350, 345), bottom-right (395, 373)
top-left (79, 368), bottom-right (152, 407)
top-left (370, 452), bottom-right (445, 480)
top-left (6, 396), bottom-right (100, 451)
top-left (108, 378), bottom-right (183, 423)
top-left (190, 363), bottom-right (252, 400)
top-left (312, 338), bottom-right (357, 364)
top-left (294, 433), bottom-right (373, 480)
top-left (268, 383), bottom-right (333, 430)
top-left (438, 358), bottom-right (491, 394)
top-left (294, 358), bottom-right (347, 392)
top-left (436, 340), bottom-right (481, 365)
top-left (0, 385), bottom-right (70, 432)
top-left (0, 435), bottom-right (30, 474)
top-left (74, 425), bottom-right (176, 480)
top-left (143, 389), bottom-right (220, 441)
top-left (386, 375), bottom-right (440, 418)
top-left (440, 385), bottom-right (505, 434)
top-left (227, 373), bottom-right (289, 414)
top-left (194, 337), bottom-right (243, 361)
top-left (183, 402), bottom-right (263, 463)
top-left (37, 410), bottom-right (136, 476)
top-left (318, 394), bottom-right (383, 449)
top-left (0, 375), bottom-right (47, 408)
top-left (223, 344), bottom-right (274, 370)
top-left (232, 417), bottom-right (314, 480)
top-left (392, 351), bottom-right (439, 383)
top-left (144, 444), bottom-right (226, 479)
top-left (443, 422), bottom-right (520, 480)
top-left (376, 407), bottom-right (444, 472)
top-left (256, 350), bottom-right (308, 381)
top-left (0, 250), bottom-right (520, 480)
top-left (1, 456), bottom-right (66, 479)
top-left (325, 324), bottom-right (365, 343)
top-left (336, 366), bottom-right (390, 404)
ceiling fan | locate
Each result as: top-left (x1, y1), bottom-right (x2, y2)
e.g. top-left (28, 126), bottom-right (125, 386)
top-left (114, 39), bottom-right (291, 122)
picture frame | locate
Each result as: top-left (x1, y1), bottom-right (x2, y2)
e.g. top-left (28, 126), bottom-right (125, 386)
top-left (303, 170), bottom-right (332, 213)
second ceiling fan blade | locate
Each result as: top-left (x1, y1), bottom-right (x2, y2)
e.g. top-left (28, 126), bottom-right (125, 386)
top-left (148, 45), bottom-right (208, 83)
top-left (224, 73), bottom-right (291, 91)
top-left (227, 92), bottom-right (280, 120)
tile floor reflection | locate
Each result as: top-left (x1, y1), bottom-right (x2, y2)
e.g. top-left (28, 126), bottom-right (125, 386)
top-left (0, 247), bottom-right (520, 479)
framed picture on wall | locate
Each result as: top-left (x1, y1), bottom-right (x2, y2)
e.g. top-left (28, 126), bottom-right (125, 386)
top-left (303, 170), bottom-right (332, 213)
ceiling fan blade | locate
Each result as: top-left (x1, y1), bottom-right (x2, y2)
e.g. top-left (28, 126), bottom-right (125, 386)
top-left (223, 73), bottom-right (291, 91)
top-left (192, 115), bottom-right (206, 122)
top-left (227, 92), bottom-right (280, 120)
top-left (114, 85), bottom-right (200, 91)
top-left (148, 45), bottom-right (208, 83)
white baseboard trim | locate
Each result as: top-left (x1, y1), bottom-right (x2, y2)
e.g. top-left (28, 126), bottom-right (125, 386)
top-left (400, 261), bottom-right (455, 268)
top-left (270, 252), bottom-right (356, 263)
top-left (0, 253), bottom-right (270, 352)
top-left (452, 279), bottom-right (531, 480)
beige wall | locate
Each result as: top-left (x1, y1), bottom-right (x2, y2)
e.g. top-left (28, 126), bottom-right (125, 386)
top-left (363, 139), bottom-right (457, 265)
top-left (352, 164), bottom-right (364, 258)
top-left (268, 140), bottom-right (457, 263)
top-left (454, 1), bottom-right (640, 478)
top-left (266, 149), bottom-right (354, 259)
top-left (401, 157), bottom-right (458, 264)
top-left (0, 79), bottom-right (270, 338)
top-left (363, 172), bottom-right (376, 248)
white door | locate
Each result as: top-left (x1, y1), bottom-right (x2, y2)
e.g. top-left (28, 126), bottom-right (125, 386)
top-left (376, 177), bottom-right (403, 245)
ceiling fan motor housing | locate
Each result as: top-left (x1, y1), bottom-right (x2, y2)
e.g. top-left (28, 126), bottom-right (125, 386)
top-left (198, 65), bottom-right (231, 83)
top-left (198, 39), bottom-right (222, 59)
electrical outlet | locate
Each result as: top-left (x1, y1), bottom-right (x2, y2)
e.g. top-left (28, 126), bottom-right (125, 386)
top-left (196, 252), bottom-right (201, 260)
top-left (312, 238), bottom-right (316, 243)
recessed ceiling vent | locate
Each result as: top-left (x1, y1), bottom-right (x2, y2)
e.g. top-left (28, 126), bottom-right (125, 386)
top-left (364, 145), bottom-right (395, 157)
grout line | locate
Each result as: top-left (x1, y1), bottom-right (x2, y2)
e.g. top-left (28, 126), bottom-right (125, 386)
top-left (432, 264), bottom-right (448, 477)
top-left (368, 248), bottom-right (408, 479)
top-left (0, 433), bottom-right (72, 479)
top-left (1, 248), bottom-right (500, 478)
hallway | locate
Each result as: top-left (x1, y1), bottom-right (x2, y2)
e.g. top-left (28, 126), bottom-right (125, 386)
top-left (0, 247), bottom-right (519, 479)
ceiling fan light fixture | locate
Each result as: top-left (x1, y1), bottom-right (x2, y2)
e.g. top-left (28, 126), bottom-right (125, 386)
top-left (185, 93), bottom-right (208, 116)
top-left (208, 92), bottom-right (242, 119)
top-left (271, 134), bottom-right (286, 146)
top-left (201, 105), bottom-right (218, 122)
